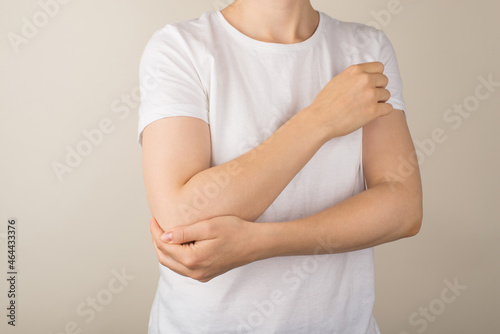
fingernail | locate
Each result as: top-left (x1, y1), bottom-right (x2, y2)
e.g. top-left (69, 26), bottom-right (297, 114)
top-left (161, 232), bottom-right (172, 242)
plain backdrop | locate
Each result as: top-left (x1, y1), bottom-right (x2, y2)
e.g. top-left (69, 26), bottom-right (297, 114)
top-left (1, 0), bottom-right (499, 333)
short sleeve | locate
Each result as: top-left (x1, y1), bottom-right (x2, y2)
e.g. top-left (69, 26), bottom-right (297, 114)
top-left (137, 27), bottom-right (209, 145)
top-left (377, 30), bottom-right (407, 116)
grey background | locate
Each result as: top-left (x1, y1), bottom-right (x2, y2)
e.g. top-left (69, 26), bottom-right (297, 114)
top-left (1, 0), bottom-right (499, 333)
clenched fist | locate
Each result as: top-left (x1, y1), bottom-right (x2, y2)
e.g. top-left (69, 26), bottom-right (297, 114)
top-left (307, 61), bottom-right (393, 139)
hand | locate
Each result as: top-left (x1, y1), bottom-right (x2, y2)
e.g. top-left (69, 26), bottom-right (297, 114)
top-left (150, 216), bottom-right (260, 282)
top-left (307, 61), bottom-right (393, 138)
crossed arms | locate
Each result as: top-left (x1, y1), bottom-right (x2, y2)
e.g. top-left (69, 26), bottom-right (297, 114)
top-left (141, 62), bottom-right (422, 282)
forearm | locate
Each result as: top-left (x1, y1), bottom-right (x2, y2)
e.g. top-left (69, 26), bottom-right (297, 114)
top-left (253, 181), bottom-right (423, 259)
top-left (159, 107), bottom-right (329, 229)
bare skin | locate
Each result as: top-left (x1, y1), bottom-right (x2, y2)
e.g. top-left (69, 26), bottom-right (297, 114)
top-left (219, 0), bottom-right (320, 45)
top-left (142, 1), bottom-right (422, 282)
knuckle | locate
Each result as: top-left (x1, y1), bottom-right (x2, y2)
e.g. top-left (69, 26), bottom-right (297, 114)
top-left (359, 72), bottom-right (371, 86)
top-left (377, 103), bottom-right (390, 116)
top-left (385, 103), bottom-right (394, 114)
top-left (347, 64), bottom-right (360, 73)
top-left (183, 255), bottom-right (198, 269)
top-left (191, 270), bottom-right (209, 282)
top-left (177, 228), bottom-right (186, 243)
top-left (184, 252), bottom-right (205, 270)
top-left (376, 61), bottom-right (385, 72)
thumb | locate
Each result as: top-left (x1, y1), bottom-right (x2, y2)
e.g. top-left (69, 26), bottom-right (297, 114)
top-left (160, 221), bottom-right (209, 244)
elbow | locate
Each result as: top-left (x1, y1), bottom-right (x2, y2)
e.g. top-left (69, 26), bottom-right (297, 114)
top-left (403, 197), bottom-right (423, 238)
top-left (148, 192), bottom-right (194, 232)
top-left (405, 216), bottom-right (422, 237)
top-left (376, 176), bottom-right (423, 239)
top-left (150, 208), bottom-right (178, 233)
top-left (151, 192), bottom-right (217, 231)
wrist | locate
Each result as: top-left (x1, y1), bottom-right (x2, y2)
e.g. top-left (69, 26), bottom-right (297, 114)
top-left (248, 222), bottom-right (280, 262)
top-left (296, 105), bottom-right (332, 144)
top-left (249, 221), bottom-right (300, 261)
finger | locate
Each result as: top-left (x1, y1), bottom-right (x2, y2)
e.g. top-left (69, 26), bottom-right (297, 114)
top-left (150, 217), bottom-right (164, 239)
top-left (153, 233), bottom-right (196, 274)
top-left (152, 238), bottom-right (194, 278)
top-left (372, 73), bottom-right (389, 88)
top-left (151, 237), bottom-right (164, 259)
top-left (360, 61), bottom-right (385, 74)
top-left (162, 221), bottom-right (213, 244)
top-left (150, 218), bottom-right (197, 265)
top-left (376, 87), bottom-right (391, 103)
top-left (151, 221), bottom-right (179, 261)
top-left (155, 238), bottom-right (201, 269)
top-left (376, 102), bottom-right (394, 116)
top-left (150, 219), bottom-right (200, 277)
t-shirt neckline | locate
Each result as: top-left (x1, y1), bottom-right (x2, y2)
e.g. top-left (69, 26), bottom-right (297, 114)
top-left (214, 9), bottom-right (325, 51)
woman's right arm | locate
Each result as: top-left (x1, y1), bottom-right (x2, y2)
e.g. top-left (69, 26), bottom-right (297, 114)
top-left (142, 62), bottom-right (391, 233)
top-left (142, 105), bottom-right (328, 232)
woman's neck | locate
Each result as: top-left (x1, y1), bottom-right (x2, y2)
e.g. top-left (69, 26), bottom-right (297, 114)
top-left (220, 0), bottom-right (319, 44)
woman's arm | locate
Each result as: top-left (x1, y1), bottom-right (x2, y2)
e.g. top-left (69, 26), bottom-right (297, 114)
top-left (142, 62), bottom-right (392, 233)
top-left (150, 109), bottom-right (422, 282)
top-left (253, 109), bottom-right (423, 258)
top-left (142, 107), bottom-right (328, 232)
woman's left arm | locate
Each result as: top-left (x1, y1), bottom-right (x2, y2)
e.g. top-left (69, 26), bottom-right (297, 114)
top-left (151, 109), bottom-right (423, 282)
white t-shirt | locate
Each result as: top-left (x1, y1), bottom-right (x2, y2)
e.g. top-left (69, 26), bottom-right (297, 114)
top-left (138, 9), bottom-right (406, 334)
